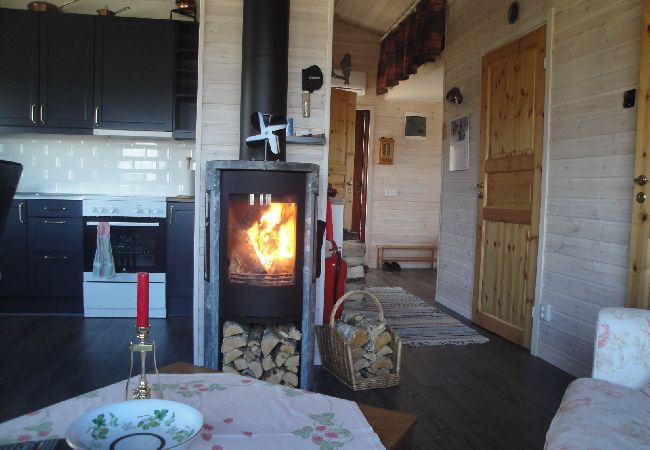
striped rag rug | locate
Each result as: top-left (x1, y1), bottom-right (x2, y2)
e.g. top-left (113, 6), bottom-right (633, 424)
top-left (345, 286), bottom-right (489, 347)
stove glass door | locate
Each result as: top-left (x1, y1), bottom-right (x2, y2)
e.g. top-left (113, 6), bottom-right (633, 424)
top-left (227, 194), bottom-right (297, 287)
top-left (83, 218), bottom-right (166, 274)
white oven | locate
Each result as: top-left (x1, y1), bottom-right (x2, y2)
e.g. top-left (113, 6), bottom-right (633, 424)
top-left (82, 197), bottom-right (167, 318)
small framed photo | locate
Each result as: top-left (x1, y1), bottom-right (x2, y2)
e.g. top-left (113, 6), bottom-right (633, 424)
top-left (404, 113), bottom-right (426, 140)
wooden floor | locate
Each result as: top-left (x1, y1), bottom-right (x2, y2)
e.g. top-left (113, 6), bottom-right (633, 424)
top-left (314, 269), bottom-right (574, 450)
top-left (0, 269), bottom-right (574, 450)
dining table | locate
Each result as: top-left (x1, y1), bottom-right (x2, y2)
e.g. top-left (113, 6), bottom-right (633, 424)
top-left (0, 361), bottom-right (416, 450)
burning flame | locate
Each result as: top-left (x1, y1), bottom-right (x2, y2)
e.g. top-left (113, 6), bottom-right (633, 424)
top-left (246, 203), bottom-right (296, 272)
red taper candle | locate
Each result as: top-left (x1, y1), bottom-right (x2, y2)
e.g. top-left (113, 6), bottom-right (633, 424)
top-left (136, 272), bottom-right (149, 328)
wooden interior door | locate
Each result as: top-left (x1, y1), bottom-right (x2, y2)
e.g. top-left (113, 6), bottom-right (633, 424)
top-left (472, 25), bottom-right (546, 349)
top-left (328, 88), bottom-right (357, 229)
top-left (627, 2), bottom-right (650, 310)
top-left (351, 110), bottom-right (370, 241)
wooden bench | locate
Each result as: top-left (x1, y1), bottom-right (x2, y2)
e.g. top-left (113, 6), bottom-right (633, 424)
top-left (377, 244), bottom-right (437, 270)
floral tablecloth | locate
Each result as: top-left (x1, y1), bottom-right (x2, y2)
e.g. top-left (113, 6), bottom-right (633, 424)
top-left (0, 374), bottom-right (385, 450)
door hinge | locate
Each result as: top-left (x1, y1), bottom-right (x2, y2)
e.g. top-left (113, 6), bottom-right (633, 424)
top-left (543, 57), bottom-right (548, 70)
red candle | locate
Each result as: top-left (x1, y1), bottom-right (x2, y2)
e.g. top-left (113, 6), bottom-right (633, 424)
top-left (136, 272), bottom-right (149, 328)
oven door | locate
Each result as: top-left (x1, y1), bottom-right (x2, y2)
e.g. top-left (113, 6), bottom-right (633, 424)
top-left (83, 217), bottom-right (166, 274)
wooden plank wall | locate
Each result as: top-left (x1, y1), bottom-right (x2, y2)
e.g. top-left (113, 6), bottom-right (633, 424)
top-left (194, 0), bottom-right (333, 364)
top-left (333, 19), bottom-right (443, 268)
top-left (438, 0), bottom-right (642, 376)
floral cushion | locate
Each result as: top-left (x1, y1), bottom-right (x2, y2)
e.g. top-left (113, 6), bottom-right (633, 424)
top-left (593, 308), bottom-right (650, 391)
top-left (545, 378), bottom-right (650, 450)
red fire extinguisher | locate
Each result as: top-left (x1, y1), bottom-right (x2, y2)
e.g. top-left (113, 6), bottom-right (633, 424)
top-left (323, 198), bottom-right (346, 323)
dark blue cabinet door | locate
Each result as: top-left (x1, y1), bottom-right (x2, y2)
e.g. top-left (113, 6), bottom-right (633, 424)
top-left (0, 9), bottom-right (39, 128)
top-left (28, 253), bottom-right (83, 297)
top-left (95, 16), bottom-right (174, 131)
top-left (0, 201), bottom-right (27, 296)
top-left (39, 13), bottom-right (95, 130)
top-left (28, 218), bottom-right (83, 254)
top-left (167, 202), bottom-right (194, 315)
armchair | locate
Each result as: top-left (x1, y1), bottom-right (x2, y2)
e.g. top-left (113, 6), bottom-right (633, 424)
top-left (545, 307), bottom-right (650, 450)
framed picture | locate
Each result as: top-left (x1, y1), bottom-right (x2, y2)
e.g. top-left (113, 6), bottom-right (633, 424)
top-left (377, 137), bottom-right (395, 165)
top-left (404, 112), bottom-right (426, 140)
top-left (449, 115), bottom-right (470, 171)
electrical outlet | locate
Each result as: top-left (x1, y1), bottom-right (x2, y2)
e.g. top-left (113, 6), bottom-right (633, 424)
top-left (623, 89), bottom-right (636, 108)
top-left (540, 304), bottom-right (552, 322)
top-left (384, 189), bottom-right (397, 197)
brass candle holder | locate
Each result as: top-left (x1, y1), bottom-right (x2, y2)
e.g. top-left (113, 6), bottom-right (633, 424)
top-left (126, 326), bottom-right (163, 400)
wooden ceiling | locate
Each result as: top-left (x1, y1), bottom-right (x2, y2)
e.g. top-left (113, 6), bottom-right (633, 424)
top-left (334, 0), bottom-right (417, 35)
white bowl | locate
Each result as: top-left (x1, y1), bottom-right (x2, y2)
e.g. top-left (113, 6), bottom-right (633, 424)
top-left (65, 399), bottom-right (203, 450)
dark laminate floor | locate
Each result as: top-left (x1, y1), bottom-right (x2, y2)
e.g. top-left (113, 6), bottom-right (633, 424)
top-left (313, 269), bottom-right (575, 450)
top-left (0, 269), bottom-right (574, 450)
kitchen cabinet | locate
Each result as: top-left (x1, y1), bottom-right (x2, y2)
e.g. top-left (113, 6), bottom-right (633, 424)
top-left (39, 13), bottom-right (95, 130)
top-left (173, 21), bottom-right (199, 139)
top-left (167, 201), bottom-right (194, 315)
top-left (0, 9), bottom-right (39, 128)
top-left (94, 16), bottom-right (175, 132)
top-left (0, 201), bottom-right (28, 296)
top-left (26, 200), bottom-right (83, 299)
top-left (0, 9), bottom-right (94, 132)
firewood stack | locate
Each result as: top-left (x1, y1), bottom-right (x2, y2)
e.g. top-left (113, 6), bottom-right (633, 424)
top-left (221, 321), bottom-right (302, 387)
top-left (335, 310), bottom-right (394, 379)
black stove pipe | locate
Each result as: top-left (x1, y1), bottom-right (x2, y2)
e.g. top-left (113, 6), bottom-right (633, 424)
top-left (239, 0), bottom-right (290, 161)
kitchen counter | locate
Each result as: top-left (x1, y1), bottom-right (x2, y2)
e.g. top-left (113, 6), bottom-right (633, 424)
top-left (14, 193), bottom-right (197, 201)
top-left (13, 192), bottom-right (84, 200)
top-left (167, 196), bottom-right (195, 202)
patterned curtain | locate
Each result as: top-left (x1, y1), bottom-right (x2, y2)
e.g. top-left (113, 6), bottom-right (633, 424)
top-left (376, 0), bottom-right (445, 95)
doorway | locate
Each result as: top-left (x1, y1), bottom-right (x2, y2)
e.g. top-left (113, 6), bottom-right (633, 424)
top-left (472, 25), bottom-right (547, 349)
top-left (351, 110), bottom-right (370, 242)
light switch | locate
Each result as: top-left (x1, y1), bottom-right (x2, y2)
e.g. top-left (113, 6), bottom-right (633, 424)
top-left (384, 189), bottom-right (397, 197)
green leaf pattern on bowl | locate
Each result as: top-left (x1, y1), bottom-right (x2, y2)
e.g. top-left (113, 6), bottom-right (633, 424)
top-left (87, 408), bottom-right (196, 446)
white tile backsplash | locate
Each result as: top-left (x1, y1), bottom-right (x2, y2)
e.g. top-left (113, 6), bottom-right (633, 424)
top-left (0, 134), bottom-right (195, 196)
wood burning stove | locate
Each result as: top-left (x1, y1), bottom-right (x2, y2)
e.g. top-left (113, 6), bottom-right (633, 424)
top-left (204, 161), bottom-right (319, 389)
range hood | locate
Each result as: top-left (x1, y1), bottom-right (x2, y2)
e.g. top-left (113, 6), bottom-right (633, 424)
top-left (93, 129), bottom-right (174, 139)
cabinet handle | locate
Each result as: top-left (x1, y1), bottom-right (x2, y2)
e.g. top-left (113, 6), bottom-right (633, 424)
top-left (43, 255), bottom-right (68, 261)
top-left (43, 207), bottom-right (67, 211)
top-left (169, 205), bottom-right (174, 225)
top-left (43, 220), bottom-right (66, 224)
top-left (40, 104), bottom-right (45, 124)
top-left (94, 106), bottom-right (100, 126)
top-left (18, 202), bottom-right (24, 223)
top-left (30, 104), bottom-right (37, 124)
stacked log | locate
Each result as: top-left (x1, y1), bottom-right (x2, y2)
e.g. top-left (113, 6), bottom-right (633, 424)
top-left (336, 311), bottom-right (394, 379)
top-left (221, 321), bottom-right (301, 387)
top-left (343, 240), bottom-right (366, 292)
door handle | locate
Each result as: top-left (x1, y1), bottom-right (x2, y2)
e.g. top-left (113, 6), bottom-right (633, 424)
top-left (634, 174), bottom-right (648, 186)
top-left (18, 202), bottom-right (24, 223)
top-left (43, 220), bottom-right (66, 224)
top-left (39, 104), bottom-right (45, 124)
top-left (43, 255), bottom-right (68, 261)
top-left (169, 205), bottom-right (174, 225)
top-left (43, 207), bottom-right (67, 211)
top-left (94, 106), bottom-right (100, 126)
top-left (637, 192), bottom-right (647, 203)
top-left (30, 104), bottom-right (37, 124)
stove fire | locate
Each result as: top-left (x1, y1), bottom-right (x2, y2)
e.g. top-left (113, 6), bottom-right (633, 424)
top-left (227, 195), bottom-right (297, 286)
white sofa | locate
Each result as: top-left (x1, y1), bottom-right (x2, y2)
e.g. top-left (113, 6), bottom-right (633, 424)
top-left (545, 308), bottom-right (650, 450)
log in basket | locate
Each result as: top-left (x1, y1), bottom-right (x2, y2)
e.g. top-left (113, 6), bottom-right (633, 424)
top-left (316, 290), bottom-right (402, 390)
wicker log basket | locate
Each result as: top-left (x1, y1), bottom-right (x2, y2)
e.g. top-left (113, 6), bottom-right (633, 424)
top-left (316, 290), bottom-right (402, 390)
